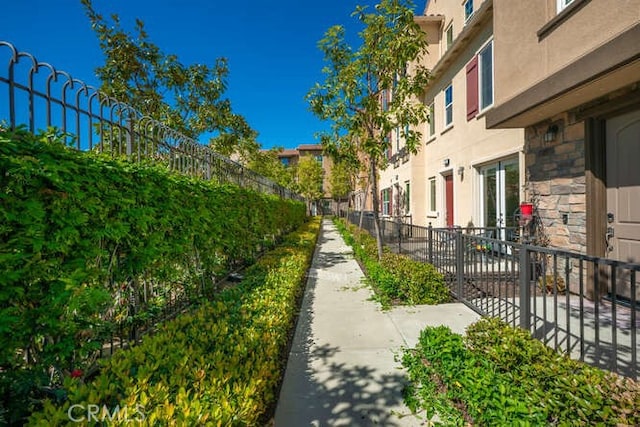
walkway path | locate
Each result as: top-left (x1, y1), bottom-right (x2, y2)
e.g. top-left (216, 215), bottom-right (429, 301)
top-left (275, 219), bottom-right (480, 426)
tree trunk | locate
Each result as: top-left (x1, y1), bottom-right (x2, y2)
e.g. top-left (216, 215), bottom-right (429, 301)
top-left (369, 157), bottom-right (384, 260)
top-left (359, 177), bottom-right (371, 229)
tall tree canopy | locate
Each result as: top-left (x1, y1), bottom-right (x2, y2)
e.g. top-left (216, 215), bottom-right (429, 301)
top-left (329, 158), bottom-right (356, 216)
top-left (296, 156), bottom-right (325, 214)
top-left (246, 148), bottom-right (297, 189)
top-left (307, 0), bottom-right (430, 258)
top-left (81, 0), bottom-right (259, 159)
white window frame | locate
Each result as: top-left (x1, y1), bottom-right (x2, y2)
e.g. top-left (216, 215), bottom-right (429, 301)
top-left (478, 39), bottom-right (494, 112)
top-left (464, 0), bottom-right (474, 22)
top-left (382, 188), bottom-right (391, 216)
top-left (428, 101), bottom-right (435, 138)
top-left (444, 84), bottom-right (453, 128)
top-left (557, 0), bottom-right (575, 12)
top-left (445, 23), bottom-right (453, 49)
top-left (404, 180), bottom-right (410, 215)
top-left (428, 176), bottom-right (437, 215)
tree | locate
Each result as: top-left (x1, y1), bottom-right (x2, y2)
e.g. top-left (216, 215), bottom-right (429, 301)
top-left (307, 0), bottom-right (430, 259)
top-left (80, 0), bottom-right (259, 160)
top-left (328, 157), bottom-right (356, 217)
top-left (246, 148), bottom-right (296, 189)
top-left (296, 156), bottom-right (324, 215)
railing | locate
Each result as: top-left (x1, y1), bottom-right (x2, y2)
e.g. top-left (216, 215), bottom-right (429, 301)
top-left (347, 211), bottom-right (639, 379)
top-left (0, 40), bottom-right (302, 201)
top-left (0, 40), bottom-right (304, 361)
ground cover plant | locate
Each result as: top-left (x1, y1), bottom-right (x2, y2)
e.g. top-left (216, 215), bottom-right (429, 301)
top-left (334, 218), bottom-right (449, 307)
top-left (401, 317), bottom-right (640, 426)
top-left (0, 127), bottom-right (306, 424)
top-left (26, 217), bottom-right (320, 425)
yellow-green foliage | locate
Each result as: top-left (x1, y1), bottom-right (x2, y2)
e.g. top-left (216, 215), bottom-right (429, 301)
top-left (28, 218), bottom-right (320, 426)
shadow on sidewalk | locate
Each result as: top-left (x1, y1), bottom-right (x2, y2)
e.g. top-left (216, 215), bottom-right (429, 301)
top-left (277, 241), bottom-right (414, 426)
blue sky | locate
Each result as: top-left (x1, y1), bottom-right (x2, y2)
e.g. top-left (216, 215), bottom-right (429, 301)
top-left (1, 0), bottom-right (424, 150)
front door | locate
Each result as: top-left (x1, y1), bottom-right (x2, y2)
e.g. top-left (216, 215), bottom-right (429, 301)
top-left (480, 158), bottom-right (519, 240)
top-left (606, 110), bottom-right (640, 298)
top-left (445, 174), bottom-right (454, 227)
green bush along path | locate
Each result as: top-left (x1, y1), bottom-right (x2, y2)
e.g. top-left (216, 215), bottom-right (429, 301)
top-left (27, 218), bottom-right (320, 425)
top-left (0, 127), bottom-right (306, 424)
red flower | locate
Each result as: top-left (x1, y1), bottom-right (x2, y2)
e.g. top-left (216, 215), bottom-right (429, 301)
top-left (70, 369), bottom-right (83, 378)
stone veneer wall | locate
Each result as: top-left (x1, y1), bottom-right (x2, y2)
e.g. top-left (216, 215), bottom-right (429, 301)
top-left (525, 113), bottom-right (586, 254)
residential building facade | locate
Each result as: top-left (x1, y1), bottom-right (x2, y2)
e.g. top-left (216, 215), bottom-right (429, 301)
top-left (379, 0), bottom-right (525, 235)
top-left (486, 0), bottom-right (640, 278)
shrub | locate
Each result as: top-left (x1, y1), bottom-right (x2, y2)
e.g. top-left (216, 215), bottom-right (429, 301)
top-left (0, 127), bottom-right (306, 424)
top-left (27, 218), bottom-right (320, 426)
top-left (334, 218), bottom-right (449, 307)
top-left (402, 317), bottom-right (640, 425)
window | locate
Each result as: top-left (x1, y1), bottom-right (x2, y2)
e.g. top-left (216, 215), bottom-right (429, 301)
top-left (382, 188), bottom-right (391, 216)
top-left (404, 181), bottom-right (410, 214)
top-left (466, 40), bottom-right (493, 121)
top-left (444, 84), bottom-right (453, 127)
top-left (395, 126), bottom-right (400, 151)
top-left (381, 89), bottom-right (389, 111)
top-left (429, 177), bottom-right (436, 212)
top-left (281, 157), bottom-right (290, 166)
top-left (385, 132), bottom-right (392, 160)
top-left (464, 0), bottom-right (474, 21)
top-left (479, 41), bottom-right (493, 110)
top-left (315, 154), bottom-right (323, 164)
top-left (428, 102), bottom-right (435, 137)
top-left (557, 0), bottom-right (575, 12)
top-left (446, 24), bottom-right (453, 49)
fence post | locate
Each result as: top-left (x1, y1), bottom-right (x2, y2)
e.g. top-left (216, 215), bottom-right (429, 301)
top-left (428, 223), bottom-right (433, 265)
top-left (455, 228), bottom-right (464, 299)
top-left (126, 116), bottom-right (134, 159)
top-left (519, 245), bottom-right (532, 330)
top-left (397, 219), bottom-right (402, 254)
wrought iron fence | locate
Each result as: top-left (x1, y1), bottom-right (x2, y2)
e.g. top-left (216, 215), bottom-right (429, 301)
top-left (0, 40), bottom-right (304, 362)
top-left (347, 211), bottom-right (639, 379)
top-left (0, 40), bottom-right (302, 201)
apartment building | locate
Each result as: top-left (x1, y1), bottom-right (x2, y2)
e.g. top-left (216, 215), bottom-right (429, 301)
top-left (486, 0), bottom-right (640, 270)
top-left (379, 0), bottom-right (525, 235)
top-left (275, 144), bottom-right (336, 213)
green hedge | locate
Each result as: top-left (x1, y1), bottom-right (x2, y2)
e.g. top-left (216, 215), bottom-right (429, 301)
top-left (334, 218), bottom-right (449, 307)
top-left (402, 318), bottom-right (640, 425)
top-left (27, 217), bottom-right (320, 426)
top-left (0, 127), bottom-right (306, 425)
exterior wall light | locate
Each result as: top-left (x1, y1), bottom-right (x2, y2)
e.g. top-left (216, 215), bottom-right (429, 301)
top-left (543, 124), bottom-right (559, 143)
top-left (457, 166), bottom-right (464, 179)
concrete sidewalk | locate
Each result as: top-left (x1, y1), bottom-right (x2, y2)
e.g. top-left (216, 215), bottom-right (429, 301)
top-left (274, 219), bottom-right (480, 426)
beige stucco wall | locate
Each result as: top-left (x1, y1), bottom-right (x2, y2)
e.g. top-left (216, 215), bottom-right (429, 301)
top-left (382, 4), bottom-right (525, 228)
top-left (493, 0), bottom-right (640, 106)
top-left (423, 18), bottom-right (524, 228)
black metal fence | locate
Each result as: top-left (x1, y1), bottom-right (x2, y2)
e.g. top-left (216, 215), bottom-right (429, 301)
top-left (0, 40), bottom-right (302, 201)
top-left (0, 40), bottom-right (304, 361)
top-left (347, 212), bottom-right (639, 379)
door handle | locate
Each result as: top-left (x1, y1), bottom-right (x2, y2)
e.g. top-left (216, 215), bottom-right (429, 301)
top-left (606, 226), bottom-right (614, 252)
